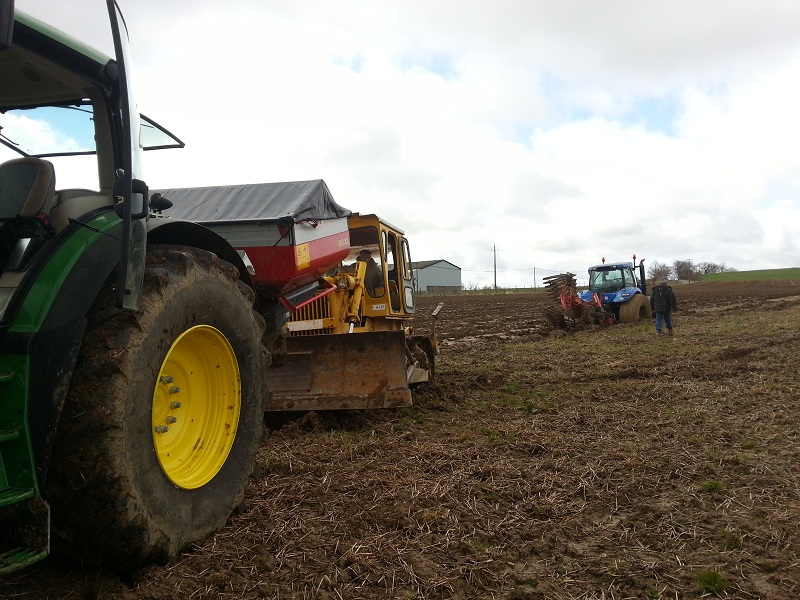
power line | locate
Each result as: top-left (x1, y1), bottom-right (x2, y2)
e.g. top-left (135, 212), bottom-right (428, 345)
top-left (449, 266), bottom-right (570, 274)
top-left (412, 258), bottom-right (574, 275)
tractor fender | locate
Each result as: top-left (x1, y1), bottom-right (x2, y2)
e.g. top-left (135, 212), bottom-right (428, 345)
top-left (146, 217), bottom-right (253, 289)
top-left (4, 209), bottom-right (126, 490)
top-left (611, 287), bottom-right (643, 304)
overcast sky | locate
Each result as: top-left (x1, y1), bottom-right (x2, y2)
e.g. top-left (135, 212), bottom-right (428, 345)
top-left (15, 0), bottom-right (800, 287)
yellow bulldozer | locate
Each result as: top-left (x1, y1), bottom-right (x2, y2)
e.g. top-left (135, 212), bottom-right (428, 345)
top-left (158, 181), bottom-right (437, 413)
top-left (265, 212), bottom-right (436, 410)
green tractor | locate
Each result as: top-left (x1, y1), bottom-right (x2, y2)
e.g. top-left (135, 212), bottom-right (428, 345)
top-left (0, 1), bottom-right (434, 574)
top-left (0, 0), bottom-right (272, 572)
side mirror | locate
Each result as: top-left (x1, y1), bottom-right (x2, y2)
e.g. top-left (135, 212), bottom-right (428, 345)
top-left (113, 176), bottom-right (150, 220)
top-left (149, 192), bottom-right (173, 213)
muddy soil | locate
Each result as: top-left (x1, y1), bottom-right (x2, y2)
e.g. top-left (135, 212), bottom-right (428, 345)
top-left (412, 279), bottom-right (800, 343)
top-left (2, 280), bottom-right (799, 599)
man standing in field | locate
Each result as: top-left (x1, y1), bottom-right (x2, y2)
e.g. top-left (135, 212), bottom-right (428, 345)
top-left (650, 280), bottom-right (678, 336)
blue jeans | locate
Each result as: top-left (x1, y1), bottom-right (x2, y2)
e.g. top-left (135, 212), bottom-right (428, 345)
top-left (655, 311), bottom-right (673, 333)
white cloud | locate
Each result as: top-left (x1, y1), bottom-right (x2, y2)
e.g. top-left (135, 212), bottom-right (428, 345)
top-left (13, 0), bottom-right (800, 286)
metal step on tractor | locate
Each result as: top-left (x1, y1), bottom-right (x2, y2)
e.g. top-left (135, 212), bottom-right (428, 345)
top-left (0, 1), bottom-right (435, 575)
top-left (544, 256), bottom-right (651, 328)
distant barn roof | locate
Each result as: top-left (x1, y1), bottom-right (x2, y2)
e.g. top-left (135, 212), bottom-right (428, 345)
top-left (412, 260), bottom-right (460, 270)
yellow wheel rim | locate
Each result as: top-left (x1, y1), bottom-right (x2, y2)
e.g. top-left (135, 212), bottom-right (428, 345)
top-left (152, 325), bottom-right (241, 489)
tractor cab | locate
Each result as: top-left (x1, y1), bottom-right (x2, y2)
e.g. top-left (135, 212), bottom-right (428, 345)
top-left (578, 256), bottom-right (649, 322)
top-left (586, 262), bottom-right (640, 297)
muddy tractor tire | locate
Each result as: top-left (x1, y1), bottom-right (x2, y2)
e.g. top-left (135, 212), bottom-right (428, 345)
top-left (46, 246), bottom-right (267, 567)
top-left (618, 294), bottom-right (650, 324)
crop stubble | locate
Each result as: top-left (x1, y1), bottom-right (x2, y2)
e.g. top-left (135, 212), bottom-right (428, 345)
top-left (2, 280), bottom-right (799, 599)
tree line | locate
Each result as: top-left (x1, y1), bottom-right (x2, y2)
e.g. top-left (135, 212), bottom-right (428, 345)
top-left (647, 259), bottom-right (737, 282)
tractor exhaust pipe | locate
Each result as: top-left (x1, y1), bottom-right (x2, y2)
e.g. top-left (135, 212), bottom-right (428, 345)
top-left (637, 258), bottom-right (647, 296)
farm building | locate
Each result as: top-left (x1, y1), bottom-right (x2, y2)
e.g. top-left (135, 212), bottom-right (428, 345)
top-left (412, 260), bottom-right (462, 295)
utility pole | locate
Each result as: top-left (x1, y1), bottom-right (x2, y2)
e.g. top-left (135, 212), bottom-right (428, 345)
top-left (533, 267), bottom-right (536, 289)
top-left (492, 244), bottom-right (497, 292)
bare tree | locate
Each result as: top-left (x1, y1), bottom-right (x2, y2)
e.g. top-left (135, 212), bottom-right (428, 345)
top-left (673, 259), bottom-right (698, 281)
top-left (697, 261), bottom-right (734, 275)
top-left (698, 262), bottom-right (716, 275)
top-left (647, 261), bottom-right (672, 283)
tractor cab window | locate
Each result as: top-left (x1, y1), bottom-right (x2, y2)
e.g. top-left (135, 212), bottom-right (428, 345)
top-left (0, 102), bottom-right (100, 189)
top-left (0, 103), bottom-right (97, 157)
top-left (346, 226), bottom-right (384, 297)
top-left (623, 267), bottom-right (638, 288)
top-left (0, 102), bottom-right (182, 190)
top-left (384, 231), bottom-right (401, 312)
top-left (589, 269), bottom-right (623, 293)
top-left (401, 236), bottom-right (415, 311)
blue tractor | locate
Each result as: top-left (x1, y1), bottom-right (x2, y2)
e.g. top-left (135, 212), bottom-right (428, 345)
top-left (578, 256), bottom-right (651, 324)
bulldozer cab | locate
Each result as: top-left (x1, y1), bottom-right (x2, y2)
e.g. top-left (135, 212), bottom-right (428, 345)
top-left (267, 213), bottom-right (428, 411)
top-left (346, 213), bottom-right (415, 318)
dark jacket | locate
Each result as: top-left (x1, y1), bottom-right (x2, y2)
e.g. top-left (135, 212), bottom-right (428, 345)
top-left (650, 282), bottom-right (677, 313)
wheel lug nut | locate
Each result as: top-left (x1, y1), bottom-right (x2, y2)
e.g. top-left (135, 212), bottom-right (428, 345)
top-left (170, 401), bottom-right (182, 409)
top-left (166, 416), bottom-right (177, 424)
top-left (154, 425), bottom-right (169, 433)
top-left (169, 386), bottom-right (180, 394)
top-left (160, 376), bottom-right (174, 384)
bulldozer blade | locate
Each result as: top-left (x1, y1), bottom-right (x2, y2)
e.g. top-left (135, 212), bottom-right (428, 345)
top-left (264, 330), bottom-right (415, 411)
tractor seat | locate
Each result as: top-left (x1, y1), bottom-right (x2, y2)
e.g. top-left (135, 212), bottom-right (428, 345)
top-left (49, 188), bottom-right (112, 232)
top-left (0, 157), bottom-right (57, 271)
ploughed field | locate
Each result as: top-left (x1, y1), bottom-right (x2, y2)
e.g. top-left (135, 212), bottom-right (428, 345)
top-left (3, 280), bottom-right (799, 599)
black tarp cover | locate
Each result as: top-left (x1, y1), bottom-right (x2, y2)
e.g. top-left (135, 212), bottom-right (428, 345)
top-left (155, 180), bottom-right (351, 224)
